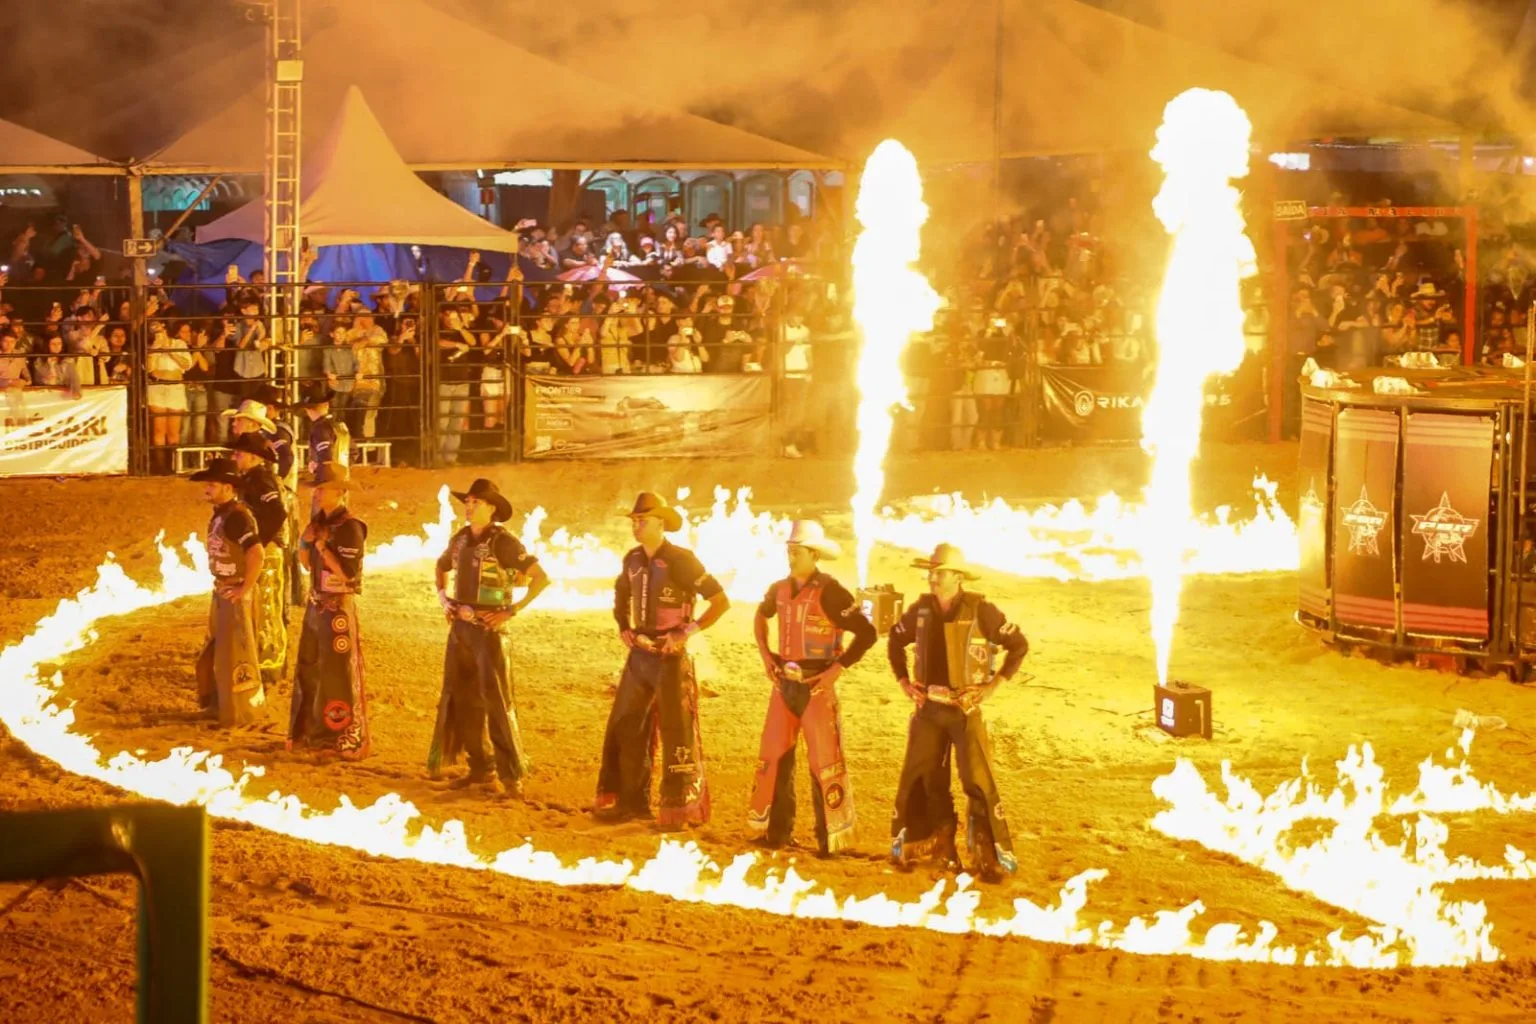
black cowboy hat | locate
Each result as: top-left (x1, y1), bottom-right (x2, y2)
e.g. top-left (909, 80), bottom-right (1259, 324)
top-left (250, 383), bottom-right (287, 409)
top-left (189, 457), bottom-right (243, 486)
top-left (451, 478), bottom-right (512, 522)
top-left (225, 432), bottom-right (277, 463)
top-left (313, 463), bottom-right (351, 490)
top-left (625, 491), bottom-right (681, 533)
top-left (296, 380), bottom-right (335, 408)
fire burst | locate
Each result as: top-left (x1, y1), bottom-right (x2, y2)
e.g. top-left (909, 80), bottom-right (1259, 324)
top-left (1142, 89), bottom-right (1259, 683)
top-left (849, 140), bottom-right (942, 585)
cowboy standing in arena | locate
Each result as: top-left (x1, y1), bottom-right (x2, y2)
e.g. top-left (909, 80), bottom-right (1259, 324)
top-left (748, 520), bottom-right (876, 854)
top-left (289, 464), bottom-right (371, 759)
top-left (225, 389), bottom-right (302, 607)
top-left (299, 380), bottom-right (350, 480)
top-left (596, 492), bottom-right (729, 828)
top-left (888, 543), bottom-right (1029, 884)
top-left (191, 457), bottom-right (265, 727)
top-left (226, 432), bottom-right (289, 684)
top-left (428, 479), bottom-right (551, 797)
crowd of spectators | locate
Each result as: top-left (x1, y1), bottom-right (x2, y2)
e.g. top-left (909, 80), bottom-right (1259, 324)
top-left (1281, 199), bottom-right (1471, 376)
top-left (0, 205), bottom-right (860, 469)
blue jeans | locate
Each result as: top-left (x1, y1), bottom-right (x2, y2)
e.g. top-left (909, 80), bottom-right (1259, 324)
top-left (208, 388), bottom-right (236, 443)
top-left (182, 385), bottom-right (209, 446)
top-left (437, 382), bottom-right (471, 464)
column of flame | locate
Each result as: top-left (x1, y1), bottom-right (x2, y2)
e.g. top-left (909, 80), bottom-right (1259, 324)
top-left (849, 140), bottom-right (942, 585)
top-left (1142, 89), bottom-right (1258, 683)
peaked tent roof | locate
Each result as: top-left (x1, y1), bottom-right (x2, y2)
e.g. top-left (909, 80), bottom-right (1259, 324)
top-left (0, 116), bottom-right (117, 174)
top-left (196, 86), bottom-right (524, 252)
top-left (876, 0), bottom-right (1459, 163)
top-left (147, 0), bottom-right (839, 173)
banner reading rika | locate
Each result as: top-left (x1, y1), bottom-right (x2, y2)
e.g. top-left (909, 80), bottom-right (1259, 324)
top-left (0, 387), bottom-right (129, 478)
top-left (1037, 363), bottom-right (1263, 443)
top-left (522, 374), bottom-right (773, 459)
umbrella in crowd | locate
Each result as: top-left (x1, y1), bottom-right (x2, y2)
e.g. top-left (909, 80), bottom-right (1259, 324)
top-left (557, 262), bottom-right (645, 290)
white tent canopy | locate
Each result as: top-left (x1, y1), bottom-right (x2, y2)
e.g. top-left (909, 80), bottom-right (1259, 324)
top-left (197, 86), bottom-right (523, 253)
top-left (0, 117), bottom-right (116, 174)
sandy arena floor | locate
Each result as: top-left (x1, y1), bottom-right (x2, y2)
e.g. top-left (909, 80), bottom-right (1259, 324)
top-left (3, 442), bottom-right (1536, 1022)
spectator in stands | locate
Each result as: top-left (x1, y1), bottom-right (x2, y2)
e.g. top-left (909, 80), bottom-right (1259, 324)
top-left (323, 320), bottom-right (357, 424)
top-left (233, 300), bottom-right (269, 398)
top-left (347, 311), bottom-right (387, 441)
top-left (146, 319), bottom-right (193, 474)
top-left (31, 331), bottom-right (78, 394)
top-left (705, 224), bottom-right (732, 271)
top-left (480, 321), bottom-right (510, 433)
top-left (554, 316), bottom-right (595, 375)
top-left (561, 236), bottom-right (598, 271)
top-left (182, 322), bottom-right (213, 445)
top-left (600, 292), bottom-right (638, 374)
top-left (68, 307), bottom-right (106, 386)
top-left (0, 328), bottom-right (26, 390)
top-left (437, 308), bottom-right (477, 465)
top-left (657, 226), bottom-right (685, 276)
top-left (382, 316), bottom-right (421, 466)
top-left (703, 293), bottom-right (755, 372)
top-left (972, 322), bottom-right (1012, 451)
top-left (99, 324), bottom-right (132, 385)
top-left (781, 222), bottom-right (808, 260)
top-left (668, 316), bottom-right (706, 373)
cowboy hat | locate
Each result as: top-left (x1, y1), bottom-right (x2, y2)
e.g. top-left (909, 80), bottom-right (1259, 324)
top-left (313, 463), bottom-right (351, 490)
top-left (911, 543), bottom-right (979, 580)
top-left (296, 380), bottom-right (336, 408)
top-left (786, 519), bottom-right (841, 560)
top-left (625, 491), bottom-right (682, 533)
top-left (1411, 281), bottom-right (1446, 299)
top-left (451, 478), bottom-right (512, 522)
top-left (225, 432), bottom-right (277, 463)
top-left (219, 398), bottom-right (276, 433)
top-left (249, 383), bottom-right (287, 409)
top-left (189, 457), bottom-right (243, 486)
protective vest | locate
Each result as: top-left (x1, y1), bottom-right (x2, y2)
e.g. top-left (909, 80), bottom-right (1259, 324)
top-left (913, 591), bottom-right (997, 691)
top-left (453, 525), bottom-right (517, 608)
top-left (309, 509), bottom-right (365, 595)
top-left (207, 501), bottom-right (255, 585)
top-left (774, 575), bottom-right (842, 662)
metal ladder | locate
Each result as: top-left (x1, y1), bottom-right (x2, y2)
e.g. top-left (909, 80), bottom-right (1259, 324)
top-left (263, 0), bottom-right (303, 402)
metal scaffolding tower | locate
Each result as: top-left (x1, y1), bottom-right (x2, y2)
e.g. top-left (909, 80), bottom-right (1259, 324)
top-left (262, 0), bottom-right (303, 394)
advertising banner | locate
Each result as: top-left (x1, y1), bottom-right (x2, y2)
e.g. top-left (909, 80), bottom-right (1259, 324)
top-left (523, 374), bottom-right (772, 459)
top-left (1037, 364), bottom-right (1261, 443)
top-left (1400, 413), bottom-right (1494, 639)
top-left (0, 386), bottom-right (129, 478)
top-left (1331, 408), bottom-right (1398, 633)
top-left (1296, 399), bottom-right (1333, 621)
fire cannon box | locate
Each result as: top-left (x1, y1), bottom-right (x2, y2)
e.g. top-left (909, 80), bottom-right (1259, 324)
top-left (858, 585), bottom-right (905, 636)
top-left (1155, 681), bottom-right (1213, 739)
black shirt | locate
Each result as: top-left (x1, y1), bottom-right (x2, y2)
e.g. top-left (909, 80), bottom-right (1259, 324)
top-left (888, 590), bottom-right (1029, 688)
top-left (614, 541), bottom-right (722, 637)
top-left (264, 422), bottom-right (297, 483)
top-left (436, 524), bottom-right (538, 609)
top-left (240, 466), bottom-right (287, 546)
top-left (305, 506), bottom-right (367, 594)
top-left (207, 499), bottom-right (260, 583)
top-left (306, 414), bottom-right (342, 473)
top-left (756, 572), bottom-right (878, 670)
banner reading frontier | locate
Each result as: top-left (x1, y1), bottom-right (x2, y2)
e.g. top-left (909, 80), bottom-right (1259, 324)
top-left (0, 387), bottom-right (128, 478)
top-left (523, 374), bottom-right (773, 459)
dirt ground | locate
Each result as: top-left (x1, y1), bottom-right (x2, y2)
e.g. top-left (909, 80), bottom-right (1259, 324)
top-left (4, 442), bottom-right (1536, 1023)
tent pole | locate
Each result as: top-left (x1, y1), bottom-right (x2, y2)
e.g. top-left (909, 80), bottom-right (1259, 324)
top-left (991, 0), bottom-right (1004, 221)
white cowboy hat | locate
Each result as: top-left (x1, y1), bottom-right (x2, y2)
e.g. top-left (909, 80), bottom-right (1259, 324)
top-left (219, 398), bottom-right (275, 433)
top-left (786, 519), bottom-right (841, 560)
top-left (911, 543), bottom-right (979, 580)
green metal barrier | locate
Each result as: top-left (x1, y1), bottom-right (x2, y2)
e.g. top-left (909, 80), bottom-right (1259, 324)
top-left (0, 803), bottom-right (209, 1023)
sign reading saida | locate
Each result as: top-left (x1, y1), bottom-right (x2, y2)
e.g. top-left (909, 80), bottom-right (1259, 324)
top-left (523, 374), bottom-right (773, 459)
top-left (0, 386), bottom-right (129, 477)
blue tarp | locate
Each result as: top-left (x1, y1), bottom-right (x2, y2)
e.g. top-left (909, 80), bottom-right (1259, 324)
top-left (162, 240), bottom-right (559, 312)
